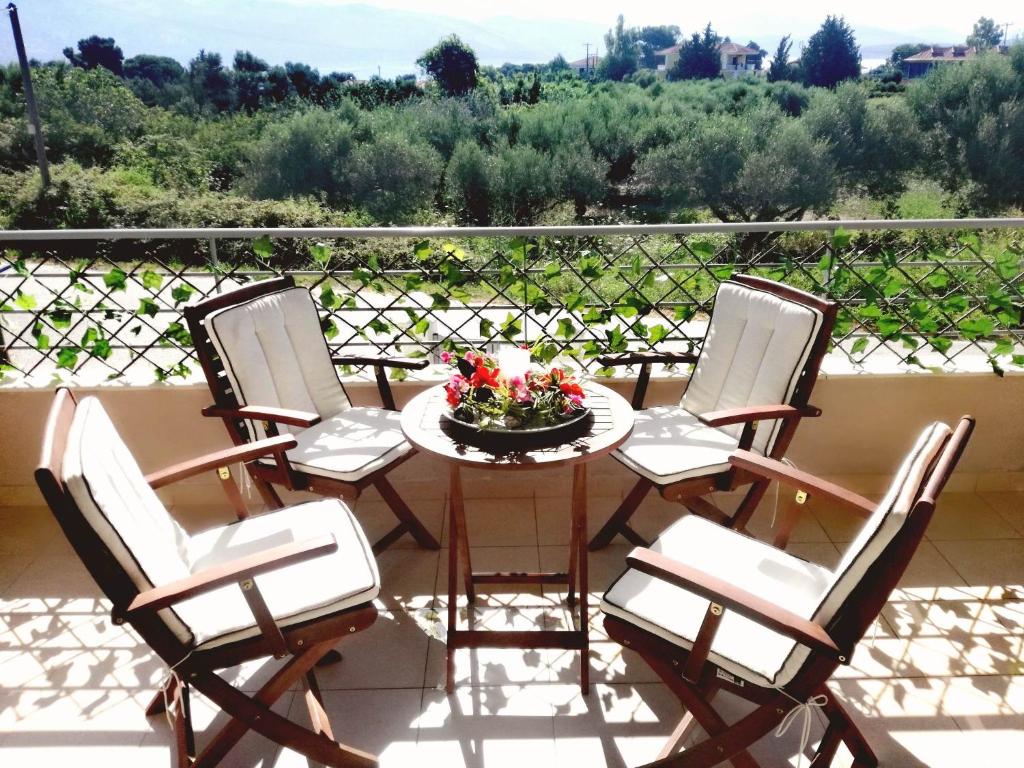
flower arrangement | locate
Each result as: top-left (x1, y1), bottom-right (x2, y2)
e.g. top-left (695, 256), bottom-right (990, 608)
top-left (441, 348), bottom-right (587, 431)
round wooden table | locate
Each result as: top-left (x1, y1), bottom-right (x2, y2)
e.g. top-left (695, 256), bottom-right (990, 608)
top-left (400, 382), bottom-right (635, 694)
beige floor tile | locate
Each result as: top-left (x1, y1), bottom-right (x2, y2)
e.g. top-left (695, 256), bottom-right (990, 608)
top-left (0, 555), bottom-right (33, 593)
top-left (287, 687), bottom-right (423, 766)
top-left (535, 493), bottom-right (625, 546)
top-left (883, 595), bottom-right (1024, 641)
top-left (353, 496), bottom-right (446, 550)
top-left (5, 556), bottom-right (104, 600)
top-left (538, 542), bottom-right (632, 603)
top-left (925, 493), bottom-right (1019, 541)
top-left (313, 610), bottom-right (430, 690)
top-left (834, 634), bottom-right (1024, 679)
top-left (979, 491), bottom-right (1024, 535)
top-left (415, 685), bottom-right (556, 767)
top-left (375, 547), bottom-right (441, 610)
top-left (447, 497), bottom-right (538, 547)
top-left (551, 682), bottom-right (681, 768)
top-left (436, 545), bottom-right (547, 606)
top-left (934, 539), bottom-right (1024, 587)
top-left (898, 541), bottom-right (967, 588)
top-left (423, 606), bottom-right (565, 688)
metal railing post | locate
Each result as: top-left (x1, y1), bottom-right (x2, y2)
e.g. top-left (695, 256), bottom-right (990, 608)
top-left (6, 3), bottom-right (49, 188)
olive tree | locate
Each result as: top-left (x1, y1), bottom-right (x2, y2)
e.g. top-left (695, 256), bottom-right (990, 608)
top-left (417, 35), bottom-right (479, 96)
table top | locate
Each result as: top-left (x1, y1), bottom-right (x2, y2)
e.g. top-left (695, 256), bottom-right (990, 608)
top-left (400, 382), bottom-right (635, 470)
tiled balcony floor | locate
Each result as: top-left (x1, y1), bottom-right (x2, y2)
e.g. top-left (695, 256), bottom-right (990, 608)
top-left (1, 472), bottom-right (1023, 767)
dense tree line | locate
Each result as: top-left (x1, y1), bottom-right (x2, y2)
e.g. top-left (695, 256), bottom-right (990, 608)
top-left (0, 28), bottom-right (1022, 231)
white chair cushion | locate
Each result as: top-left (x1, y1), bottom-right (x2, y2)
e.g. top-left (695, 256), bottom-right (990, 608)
top-left (206, 286), bottom-right (350, 440)
top-left (258, 406), bottom-right (412, 483)
top-left (63, 397), bottom-right (194, 643)
top-left (602, 514), bottom-right (833, 687)
top-left (603, 422), bottom-right (952, 688)
top-left (681, 281), bottom-right (823, 456)
top-left (181, 498), bottom-right (380, 649)
top-left (613, 406), bottom-right (737, 485)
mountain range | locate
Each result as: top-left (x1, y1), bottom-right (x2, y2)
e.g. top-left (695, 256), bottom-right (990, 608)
top-left (0, 1), bottom-right (975, 77)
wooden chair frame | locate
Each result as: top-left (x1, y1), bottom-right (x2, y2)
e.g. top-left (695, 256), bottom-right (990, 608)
top-left (603, 416), bottom-right (975, 767)
top-left (184, 275), bottom-right (439, 554)
top-left (589, 276), bottom-right (838, 551)
top-left (35, 387), bottom-right (383, 768)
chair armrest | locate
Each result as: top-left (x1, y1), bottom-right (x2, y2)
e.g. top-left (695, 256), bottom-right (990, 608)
top-left (698, 403), bottom-right (821, 428)
top-left (729, 450), bottom-right (877, 519)
top-left (331, 354), bottom-right (430, 371)
top-left (597, 351), bottom-right (700, 367)
top-left (145, 435), bottom-right (298, 489)
top-left (202, 404), bottom-right (321, 428)
top-left (625, 546), bottom-right (842, 658)
top-left (126, 534), bottom-right (338, 615)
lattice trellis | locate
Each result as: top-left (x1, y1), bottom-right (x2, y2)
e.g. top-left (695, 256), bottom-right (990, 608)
top-left (1, 225), bottom-right (1022, 383)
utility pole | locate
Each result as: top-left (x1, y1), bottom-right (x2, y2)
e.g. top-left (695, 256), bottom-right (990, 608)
top-left (6, 3), bottom-right (49, 187)
top-left (1000, 22), bottom-right (1013, 46)
top-left (584, 43), bottom-right (591, 73)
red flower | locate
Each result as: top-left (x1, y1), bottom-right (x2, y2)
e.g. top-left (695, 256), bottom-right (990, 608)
top-left (445, 384), bottom-right (462, 407)
top-left (470, 364), bottom-right (502, 389)
top-left (559, 380), bottom-right (584, 398)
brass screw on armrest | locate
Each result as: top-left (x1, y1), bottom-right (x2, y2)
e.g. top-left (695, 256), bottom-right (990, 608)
top-left (217, 466), bottom-right (231, 480)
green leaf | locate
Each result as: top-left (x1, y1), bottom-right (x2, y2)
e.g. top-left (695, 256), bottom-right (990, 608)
top-left (877, 316), bottom-right (902, 338)
top-left (555, 318), bottom-right (576, 339)
top-left (439, 260), bottom-right (465, 287)
top-left (581, 306), bottom-right (605, 324)
top-left (429, 292), bottom-right (450, 310)
top-left (252, 236), bottom-right (273, 259)
top-left (648, 324), bottom-right (669, 344)
top-left (442, 242), bottom-right (467, 261)
top-left (413, 240), bottom-right (432, 261)
top-left (162, 322), bottom-right (192, 346)
top-left (991, 338), bottom-right (1014, 357)
top-left (851, 337), bottom-right (869, 355)
top-left (711, 265), bottom-right (733, 280)
top-left (171, 284), bottom-right (194, 306)
top-left (56, 347), bottom-right (79, 370)
top-left (1011, 354), bottom-right (1024, 367)
top-left (367, 318), bottom-right (390, 335)
top-left (14, 291), bottom-right (36, 310)
top-left (928, 336), bottom-right (952, 354)
top-left (321, 317), bottom-right (339, 340)
top-left (577, 255), bottom-right (603, 280)
top-left (320, 285), bottom-right (339, 309)
top-left (564, 293), bottom-right (585, 312)
top-left (479, 317), bottom-right (495, 337)
top-left (48, 307), bottom-right (72, 328)
top-left (674, 305), bottom-right (695, 322)
top-left (137, 297), bottom-right (159, 318)
top-left (141, 270), bottom-right (163, 290)
top-left (31, 321), bottom-right (50, 350)
top-left (403, 274), bottom-right (424, 291)
top-left (499, 313), bottom-right (522, 339)
top-left (958, 316), bottom-right (995, 340)
top-left (308, 242), bottom-right (331, 265)
top-left (924, 272), bottom-right (949, 290)
top-left (352, 267), bottom-right (374, 287)
top-left (831, 228), bottom-right (852, 250)
top-left (817, 252), bottom-right (833, 273)
top-left (688, 241), bottom-right (715, 260)
top-left (103, 267), bottom-right (127, 291)
top-left (413, 318), bottom-right (431, 336)
top-left (605, 326), bottom-right (627, 352)
top-left (543, 262), bottom-right (562, 279)
top-left (89, 338), bottom-right (112, 360)
top-left (995, 250), bottom-right (1020, 280)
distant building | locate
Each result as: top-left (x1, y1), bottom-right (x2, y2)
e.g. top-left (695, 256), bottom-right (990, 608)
top-left (901, 45), bottom-right (1009, 78)
top-left (653, 42), bottom-right (762, 78)
top-left (569, 54), bottom-right (600, 76)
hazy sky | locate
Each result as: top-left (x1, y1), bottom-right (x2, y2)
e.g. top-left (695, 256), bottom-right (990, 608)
top-left (287, 0), bottom-right (1023, 40)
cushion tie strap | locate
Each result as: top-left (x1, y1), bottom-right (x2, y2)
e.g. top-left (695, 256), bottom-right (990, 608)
top-left (774, 692), bottom-right (828, 768)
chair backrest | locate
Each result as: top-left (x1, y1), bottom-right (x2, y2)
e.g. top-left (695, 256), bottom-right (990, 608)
top-left (682, 276), bottom-right (836, 456)
top-left (776, 416), bottom-right (974, 686)
top-left (34, 389), bottom-right (197, 662)
top-left (185, 277), bottom-right (350, 442)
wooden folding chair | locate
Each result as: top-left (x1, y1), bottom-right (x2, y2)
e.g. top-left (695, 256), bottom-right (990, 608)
top-left (35, 388), bottom-right (385, 768)
top-left (590, 276), bottom-right (838, 551)
top-left (600, 416), bottom-right (975, 767)
top-left (184, 275), bottom-right (439, 554)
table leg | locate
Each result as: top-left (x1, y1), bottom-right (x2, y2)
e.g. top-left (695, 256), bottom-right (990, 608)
top-left (449, 464), bottom-right (474, 603)
top-left (446, 464), bottom-right (474, 694)
top-left (572, 463), bottom-right (590, 695)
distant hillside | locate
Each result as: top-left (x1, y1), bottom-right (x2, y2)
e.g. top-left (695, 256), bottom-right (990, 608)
top-left (0, 1), bottom-right (970, 77)
top-left (1, 1), bottom-right (607, 77)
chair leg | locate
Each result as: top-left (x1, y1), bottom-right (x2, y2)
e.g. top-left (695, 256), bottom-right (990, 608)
top-left (818, 686), bottom-right (879, 768)
top-left (189, 642), bottom-right (378, 768)
top-left (372, 477), bottom-right (440, 551)
top-left (589, 477), bottom-right (653, 550)
top-left (728, 479), bottom-right (770, 533)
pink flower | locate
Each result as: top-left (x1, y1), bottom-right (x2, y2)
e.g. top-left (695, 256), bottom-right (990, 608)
top-left (440, 351), bottom-right (453, 364)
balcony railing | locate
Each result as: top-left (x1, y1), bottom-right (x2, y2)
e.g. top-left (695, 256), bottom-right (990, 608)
top-left (1, 219), bottom-right (1022, 383)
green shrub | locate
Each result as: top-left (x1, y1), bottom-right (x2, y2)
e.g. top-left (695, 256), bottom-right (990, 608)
top-left (346, 133), bottom-right (443, 222)
top-left (242, 108), bottom-right (355, 202)
top-left (444, 140), bottom-right (492, 224)
top-left (489, 143), bottom-right (557, 224)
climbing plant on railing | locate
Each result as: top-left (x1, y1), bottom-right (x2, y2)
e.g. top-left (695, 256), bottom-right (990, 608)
top-left (0, 225), bottom-right (1021, 382)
